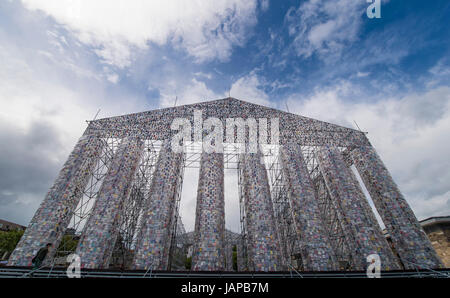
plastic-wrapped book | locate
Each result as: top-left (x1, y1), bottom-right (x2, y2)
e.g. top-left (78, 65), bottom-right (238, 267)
top-left (240, 149), bottom-right (282, 271)
top-left (191, 152), bottom-right (225, 271)
top-left (76, 137), bottom-right (144, 269)
top-left (315, 146), bottom-right (400, 270)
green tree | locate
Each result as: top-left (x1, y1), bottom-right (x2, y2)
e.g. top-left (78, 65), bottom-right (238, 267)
top-left (185, 256), bottom-right (192, 270)
top-left (0, 229), bottom-right (24, 259)
top-left (55, 235), bottom-right (79, 257)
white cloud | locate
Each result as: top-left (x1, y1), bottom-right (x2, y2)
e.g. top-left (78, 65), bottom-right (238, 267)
top-left (287, 84), bottom-right (450, 220)
top-left (260, 0), bottom-right (270, 12)
top-left (286, 0), bottom-right (365, 58)
top-left (0, 43), bottom-right (143, 143)
top-left (430, 58), bottom-right (450, 77)
top-left (106, 73), bottom-right (119, 84)
top-left (158, 78), bottom-right (222, 108)
top-left (308, 20), bottom-right (336, 48)
top-left (194, 72), bottom-right (213, 80)
top-left (356, 71), bottom-right (370, 78)
top-left (93, 39), bottom-right (133, 69)
top-left (156, 71), bottom-right (273, 109)
top-left (0, 40), bottom-right (145, 224)
top-left (0, 46), bottom-right (88, 145)
top-left (229, 73), bottom-right (272, 106)
top-left (21, 0), bottom-right (259, 67)
top-left (412, 191), bottom-right (450, 219)
top-left (427, 57), bottom-right (450, 88)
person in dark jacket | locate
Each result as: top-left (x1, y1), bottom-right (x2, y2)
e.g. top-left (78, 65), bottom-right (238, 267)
top-left (32, 243), bottom-right (52, 269)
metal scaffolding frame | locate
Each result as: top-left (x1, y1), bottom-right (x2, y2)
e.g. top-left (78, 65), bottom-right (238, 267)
top-left (263, 145), bottom-right (354, 271)
top-left (53, 137), bottom-right (119, 260)
top-left (314, 173), bottom-right (353, 270)
top-left (52, 140), bottom-right (248, 269)
top-left (10, 97), bottom-right (442, 271)
top-left (266, 148), bottom-right (300, 270)
top-left (167, 152), bottom-right (185, 271)
top-left (111, 140), bottom-right (163, 268)
top-left (47, 139), bottom-right (397, 271)
top-left (54, 139), bottom-right (163, 266)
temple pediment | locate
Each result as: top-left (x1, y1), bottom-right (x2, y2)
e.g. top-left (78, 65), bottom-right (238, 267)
top-left (88, 97), bottom-right (368, 146)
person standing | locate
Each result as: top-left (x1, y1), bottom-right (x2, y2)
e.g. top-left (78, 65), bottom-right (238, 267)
top-left (31, 243), bottom-right (52, 269)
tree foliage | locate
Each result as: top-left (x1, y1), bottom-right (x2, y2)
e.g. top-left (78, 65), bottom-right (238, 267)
top-left (55, 235), bottom-right (79, 257)
top-left (0, 229), bottom-right (24, 258)
top-left (232, 245), bottom-right (237, 271)
top-left (185, 256), bottom-right (192, 270)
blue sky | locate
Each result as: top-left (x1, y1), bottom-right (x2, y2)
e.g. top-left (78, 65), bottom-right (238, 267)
top-left (0, 0), bottom-right (449, 232)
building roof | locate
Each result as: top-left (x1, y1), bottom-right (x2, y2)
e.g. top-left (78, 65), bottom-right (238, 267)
top-left (95, 97), bottom-right (358, 130)
top-left (87, 97), bottom-right (369, 147)
top-left (419, 216), bottom-right (450, 227)
top-left (0, 219), bottom-right (26, 230)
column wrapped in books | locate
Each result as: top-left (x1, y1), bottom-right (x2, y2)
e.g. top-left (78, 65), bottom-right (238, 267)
top-left (240, 149), bottom-right (283, 271)
top-left (132, 140), bottom-right (184, 270)
top-left (315, 146), bottom-right (400, 270)
top-left (280, 143), bottom-right (337, 271)
top-left (191, 152), bottom-right (226, 271)
top-left (350, 144), bottom-right (443, 269)
top-left (75, 137), bottom-right (144, 269)
top-left (8, 131), bottom-right (103, 266)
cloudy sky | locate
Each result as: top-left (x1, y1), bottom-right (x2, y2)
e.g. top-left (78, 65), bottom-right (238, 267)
top-left (0, 0), bottom-right (449, 233)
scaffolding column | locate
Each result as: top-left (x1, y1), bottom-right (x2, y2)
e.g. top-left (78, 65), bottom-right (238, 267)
top-left (350, 144), bottom-right (444, 269)
top-left (132, 140), bottom-right (184, 270)
top-left (8, 131), bottom-right (103, 266)
top-left (315, 146), bottom-right (400, 270)
top-left (75, 137), bottom-right (144, 269)
top-left (191, 152), bottom-right (226, 271)
top-left (280, 143), bottom-right (337, 271)
top-left (241, 150), bottom-right (283, 271)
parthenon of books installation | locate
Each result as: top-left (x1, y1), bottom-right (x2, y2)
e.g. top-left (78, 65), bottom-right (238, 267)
top-left (8, 97), bottom-right (444, 271)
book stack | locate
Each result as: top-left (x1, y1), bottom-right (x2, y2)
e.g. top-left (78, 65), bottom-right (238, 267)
top-left (241, 150), bottom-right (282, 271)
top-left (132, 140), bottom-right (184, 270)
top-left (315, 146), bottom-right (399, 270)
top-left (280, 143), bottom-right (337, 271)
top-left (351, 145), bottom-right (443, 268)
top-left (8, 134), bottom-right (103, 266)
top-left (191, 152), bottom-right (226, 271)
top-left (76, 137), bottom-right (144, 269)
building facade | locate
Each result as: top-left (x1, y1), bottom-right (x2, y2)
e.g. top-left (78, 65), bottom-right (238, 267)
top-left (420, 216), bottom-right (450, 267)
top-left (7, 97), bottom-right (444, 271)
top-left (0, 219), bottom-right (26, 232)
